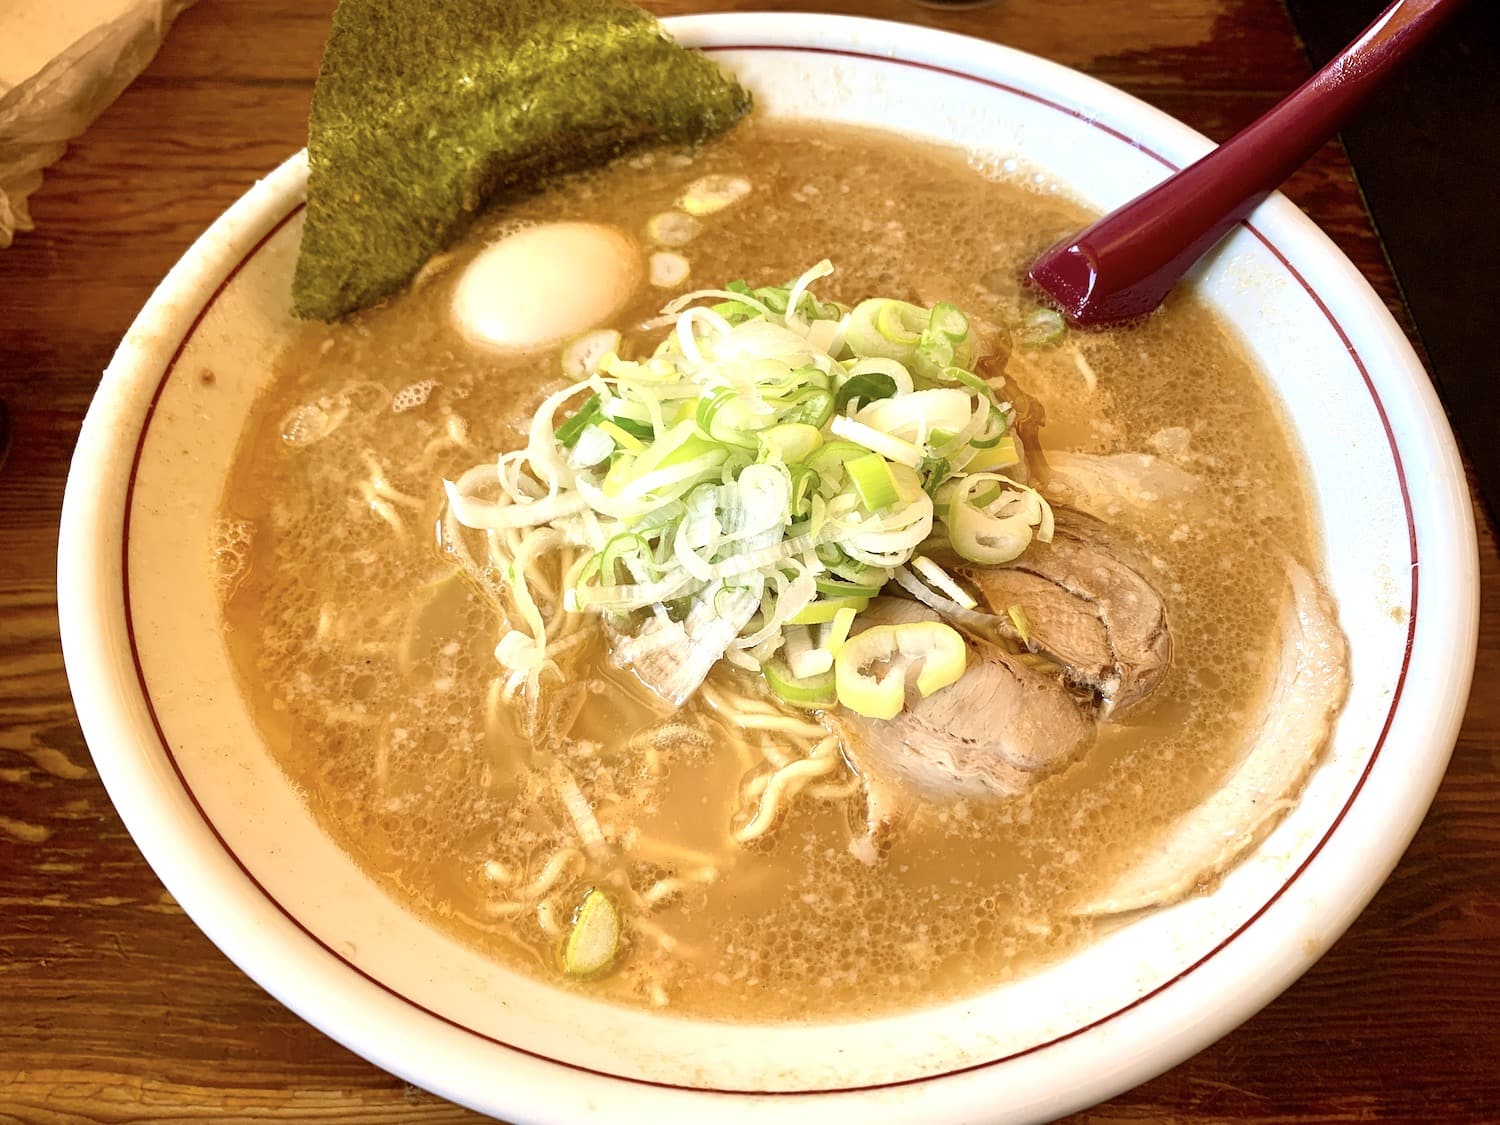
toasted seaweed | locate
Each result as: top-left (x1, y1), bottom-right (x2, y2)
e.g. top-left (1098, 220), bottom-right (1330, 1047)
top-left (291, 0), bottom-right (752, 321)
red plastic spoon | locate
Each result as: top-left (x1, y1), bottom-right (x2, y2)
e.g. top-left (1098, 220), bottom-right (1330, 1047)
top-left (1027, 0), bottom-right (1466, 328)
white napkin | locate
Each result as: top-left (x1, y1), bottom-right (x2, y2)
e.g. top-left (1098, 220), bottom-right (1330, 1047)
top-left (0, 0), bottom-right (197, 247)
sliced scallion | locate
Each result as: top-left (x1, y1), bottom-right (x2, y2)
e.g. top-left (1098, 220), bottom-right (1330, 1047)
top-left (966, 433), bottom-right (1021, 472)
top-left (762, 657), bottom-right (836, 708)
top-left (834, 371), bottom-right (899, 413)
top-left (646, 210), bottom-right (702, 248)
top-left (829, 415), bottom-right (922, 467)
top-left (825, 606), bottom-right (858, 656)
top-left (448, 259), bottom-right (1057, 708)
top-left (679, 174), bottom-right (751, 216)
top-left (554, 394), bottom-right (602, 448)
top-left (650, 251), bottom-right (691, 288)
top-left (758, 422), bottom-right (823, 465)
top-left (561, 330), bottom-right (622, 379)
top-left (834, 621), bottom-right (968, 719)
top-left (789, 594), bottom-right (871, 625)
top-left (596, 419), bottom-right (647, 452)
top-left (846, 452), bottom-right (899, 510)
top-left (779, 387), bottom-right (834, 429)
top-left (912, 555), bottom-right (977, 610)
top-left (1019, 308), bottom-right (1066, 347)
top-left (815, 574), bottom-right (884, 599)
top-left (562, 888), bottom-right (621, 978)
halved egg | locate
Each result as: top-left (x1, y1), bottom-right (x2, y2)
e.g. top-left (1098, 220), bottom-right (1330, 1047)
top-left (451, 222), bottom-right (642, 351)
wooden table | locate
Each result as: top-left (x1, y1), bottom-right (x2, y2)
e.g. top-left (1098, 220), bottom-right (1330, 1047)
top-left (2, 1), bottom-right (1496, 1120)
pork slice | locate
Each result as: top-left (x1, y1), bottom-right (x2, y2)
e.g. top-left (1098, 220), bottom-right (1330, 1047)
top-left (604, 586), bottom-right (759, 707)
top-left (1075, 559), bottom-right (1348, 916)
top-left (830, 598), bottom-right (1095, 803)
top-left (938, 510), bottom-right (1170, 714)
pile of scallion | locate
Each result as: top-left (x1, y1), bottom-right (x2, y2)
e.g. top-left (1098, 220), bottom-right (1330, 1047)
top-left (445, 261), bottom-right (1054, 718)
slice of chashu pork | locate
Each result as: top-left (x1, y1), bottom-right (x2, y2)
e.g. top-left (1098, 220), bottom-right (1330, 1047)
top-left (831, 514), bottom-right (1177, 858)
top-left (921, 504), bottom-right (1349, 916)
top-left (941, 510), bottom-right (1172, 714)
top-left (1076, 558), bottom-right (1348, 916)
top-left (829, 596), bottom-right (1097, 804)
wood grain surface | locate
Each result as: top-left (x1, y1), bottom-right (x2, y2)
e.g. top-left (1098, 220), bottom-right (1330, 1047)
top-left (1, 0), bottom-right (1495, 1121)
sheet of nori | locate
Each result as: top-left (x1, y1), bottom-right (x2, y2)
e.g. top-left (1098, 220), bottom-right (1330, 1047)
top-left (291, 0), bottom-right (751, 321)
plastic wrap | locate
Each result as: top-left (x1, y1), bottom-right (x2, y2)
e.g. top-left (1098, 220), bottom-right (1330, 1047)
top-left (0, 0), bottom-right (197, 247)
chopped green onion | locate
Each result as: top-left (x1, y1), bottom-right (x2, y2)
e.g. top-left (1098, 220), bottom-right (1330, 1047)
top-left (846, 298), bottom-right (927, 361)
top-left (561, 330), bottom-right (621, 379)
top-left (611, 416), bottom-right (656, 440)
top-left (758, 422), bottom-right (823, 464)
top-left (912, 555), bottom-right (977, 609)
top-left (762, 657), bottom-right (836, 708)
top-left (596, 419), bottom-right (646, 452)
top-left (599, 532), bottom-right (654, 583)
top-left (966, 406), bottom-right (1009, 449)
top-left (452, 261), bottom-right (1055, 701)
top-left (646, 211), bottom-right (702, 248)
top-left (780, 387), bottom-right (834, 429)
top-left (835, 371), bottom-right (898, 413)
top-left (827, 558), bottom-right (890, 586)
top-left (918, 455), bottom-right (952, 497)
top-left (829, 415), bottom-right (922, 467)
top-left (813, 547), bottom-right (850, 578)
top-left (914, 301), bottom-right (972, 378)
top-left (928, 302), bottom-right (968, 340)
top-left (834, 621), bottom-right (968, 719)
top-left (789, 595), bottom-right (870, 625)
top-left (554, 394), bottom-right (602, 448)
top-left (648, 424), bottom-right (725, 472)
top-left (783, 624), bottom-right (834, 678)
top-left (955, 481), bottom-right (1002, 509)
top-left (946, 473), bottom-right (1052, 564)
top-left (942, 365), bottom-right (999, 402)
top-left (788, 466), bottom-right (820, 518)
top-left (599, 454), bottom-right (635, 498)
top-left (710, 280), bottom-right (768, 325)
top-left (650, 251), bottom-right (690, 288)
top-left (679, 174), bottom-right (751, 216)
top-left (714, 584), bottom-right (754, 617)
top-left (712, 276), bottom-right (842, 325)
top-left (1019, 308), bottom-right (1066, 347)
top-left (805, 439), bottom-right (867, 483)
top-left (825, 606), bottom-right (858, 656)
top-left (966, 433), bottom-right (1021, 472)
top-left (876, 300), bottom-right (925, 346)
top-left (815, 574), bottom-right (884, 599)
top-left (563, 888), bottom-right (621, 978)
top-left (846, 452), bottom-right (899, 510)
top-left (695, 388), bottom-right (767, 449)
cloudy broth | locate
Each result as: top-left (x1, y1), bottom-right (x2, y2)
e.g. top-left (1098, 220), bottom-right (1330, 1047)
top-left (218, 120), bottom-right (1317, 1019)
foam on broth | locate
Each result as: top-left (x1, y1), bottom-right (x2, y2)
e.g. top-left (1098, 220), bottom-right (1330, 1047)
top-left (219, 120), bottom-right (1317, 1020)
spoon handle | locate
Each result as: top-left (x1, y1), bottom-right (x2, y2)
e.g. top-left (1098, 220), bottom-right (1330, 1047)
top-left (1028, 0), bottom-right (1466, 327)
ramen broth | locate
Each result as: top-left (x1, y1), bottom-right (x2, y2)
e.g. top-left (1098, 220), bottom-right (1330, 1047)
top-left (218, 120), bottom-right (1317, 1018)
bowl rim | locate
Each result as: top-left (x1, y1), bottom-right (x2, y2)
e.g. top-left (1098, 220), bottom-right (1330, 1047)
top-left (57, 12), bottom-right (1480, 1123)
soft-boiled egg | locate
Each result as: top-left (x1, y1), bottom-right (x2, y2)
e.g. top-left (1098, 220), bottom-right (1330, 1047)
top-left (451, 222), bottom-right (642, 351)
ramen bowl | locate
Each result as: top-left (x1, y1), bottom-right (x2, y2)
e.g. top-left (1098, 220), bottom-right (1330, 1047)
top-left (57, 13), bottom-right (1478, 1124)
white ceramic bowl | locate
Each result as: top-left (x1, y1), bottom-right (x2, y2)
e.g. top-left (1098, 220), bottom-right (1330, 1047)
top-left (58, 14), bottom-right (1479, 1124)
